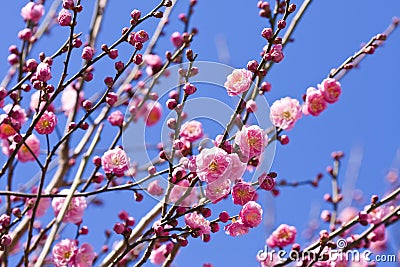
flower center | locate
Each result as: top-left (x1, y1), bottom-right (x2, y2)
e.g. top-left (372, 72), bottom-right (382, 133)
top-left (208, 160), bottom-right (218, 172)
top-left (282, 111), bottom-right (292, 120)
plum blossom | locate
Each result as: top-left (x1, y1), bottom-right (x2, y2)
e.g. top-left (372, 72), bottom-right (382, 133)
top-left (302, 87), bottom-right (327, 116)
top-left (61, 85), bottom-right (84, 115)
top-left (179, 120), bottom-right (203, 142)
top-left (30, 91), bottom-right (54, 112)
top-left (58, 9), bottom-right (72, 26)
top-left (107, 110), bottom-right (124, 127)
top-left (52, 239), bottom-right (77, 267)
top-left (35, 111), bottom-right (57, 134)
top-left (144, 54), bottom-right (163, 76)
top-left (27, 188), bottom-right (50, 218)
top-left (184, 212), bottom-right (211, 235)
top-left (145, 101), bottom-right (162, 126)
top-left (35, 62), bottom-right (52, 82)
top-left (170, 32), bottom-right (183, 47)
top-left (52, 189), bottom-right (87, 224)
top-left (270, 44), bottom-right (284, 63)
top-left (149, 242), bottom-right (173, 265)
top-left (205, 178), bottom-right (231, 203)
top-left (270, 97), bottom-right (302, 130)
top-left (232, 181), bottom-right (256, 205)
top-left (239, 201), bottom-right (263, 228)
top-left (196, 147), bottom-right (232, 183)
top-left (224, 69), bottom-right (253, 96)
top-left (169, 180), bottom-right (197, 207)
top-left (319, 78), bottom-right (341, 104)
top-left (234, 125), bottom-right (267, 161)
top-left (101, 147), bottom-right (130, 177)
top-left (75, 243), bottom-right (95, 267)
top-left (266, 224), bottom-right (297, 248)
top-left (4, 104), bottom-right (27, 125)
top-left (16, 134), bottom-right (40, 162)
top-left (224, 219), bottom-right (250, 237)
top-left (147, 180), bottom-right (164, 196)
top-left (21, 2), bottom-right (44, 23)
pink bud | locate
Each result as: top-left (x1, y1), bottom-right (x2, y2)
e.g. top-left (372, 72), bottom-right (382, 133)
top-left (183, 83), bottom-right (197, 95)
top-left (108, 49), bottom-right (118, 59)
top-left (130, 9), bottom-right (141, 21)
top-left (261, 28), bottom-right (273, 40)
top-left (81, 46), bottom-right (94, 60)
top-left (58, 9), bottom-right (72, 26)
top-left (106, 92), bottom-right (118, 106)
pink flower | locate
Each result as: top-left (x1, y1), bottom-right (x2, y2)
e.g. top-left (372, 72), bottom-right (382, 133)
top-left (134, 30), bottom-right (149, 43)
top-left (145, 101), bottom-right (162, 126)
top-left (0, 116), bottom-right (17, 140)
top-left (61, 85), bottom-right (84, 115)
top-left (169, 180), bottom-right (197, 207)
top-left (225, 153), bottom-right (246, 182)
top-left (4, 104), bottom-right (27, 125)
top-left (232, 181), bottom-right (256, 205)
top-left (258, 172), bottom-right (276, 191)
top-left (196, 147), bottom-right (232, 183)
top-left (35, 62), bottom-right (52, 82)
top-left (75, 243), bottom-right (95, 267)
top-left (27, 188), bottom-right (50, 218)
top-left (224, 220), bottom-right (250, 237)
top-left (52, 239), bottom-right (77, 267)
top-left (144, 54), bottom-right (163, 76)
top-left (58, 9), bottom-right (72, 26)
top-left (35, 111), bottom-right (57, 134)
top-left (224, 69), bottom-right (253, 96)
top-left (179, 120), bottom-right (203, 142)
top-left (51, 189), bottom-right (87, 224)
top-left (239, 201), bottom-right (263, 228)
top-left (149, 242), bottom-right (173, 265)
top-left (205, 178), bottom-right (231, 203)
top-left (365, 206), bottom-right (388, 224)
top-left (30, 91), bottom-right (54, 112)
top-left (266, 224), bottom-right (297, 248)
top-left (170, 32), bottom-right (183, 47)
top-left (147, 180), bottom-right (164, 196)
top-left (368, 224), bottom-right (386, 242)
top-left (81, 46), bottom-right (94, 60)
top-left (21, 2), bottom-right (44, 23)
top-left (302, 87), bottom-right (327, 116)
top-left (184, 212), bottom-right (211, 235)
top-left (234, 125), bottom-right (267, 161)
top-left (270, 97), bottom-right (302, 130)
top-left (107, 110), bottom-right (124, 127)
top-left (270, 44), bottom-right (284, 63)
top-left (319, 78), bottom-right (341, 104)
top-left (17, 134), bottom-right (40, 162)
top-left (101, 147), bottom-right (130, 177)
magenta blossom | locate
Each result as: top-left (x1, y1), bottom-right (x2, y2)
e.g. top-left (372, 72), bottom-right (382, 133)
top-left (239, 201), bottom-right (263, 228)
top-left (270, 97), bottom-right (302, 130)
top-left (224, 69), bottom-right (253, 96)
top-left (35, 62), bottom-right (52, 82)
top-left (319, 78), bottom-right (341, 104)
top-left (266, 224), bottom-right (297, 248)
top-left (58, 9), bottom-right (72, 26)
top-left (16, 134), bottom-right (40, 162)
top-left (184, 212), bottom-right (211, 235)
top-left (101, 147), bottom-right (130, 177)
top-left (107, 110), bottom-right (124, 127)
top-left (149, 242), bottom-right (173, 265)
top-left (179, 120), bottom-right (203, 142)
top-left (35, 111), bottom-right (57, 135)
top-left (224, 219), bottom-right (250, 237)
top-left (303, 87), bottom-right (327, 116)
top-left (52, 189), bottom-right (87, 224)
top-left (232, 181), bottom-right (256, 206)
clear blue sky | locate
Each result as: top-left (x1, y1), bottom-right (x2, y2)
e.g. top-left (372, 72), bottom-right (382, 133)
top-left (0, 0), bottom-right (399, 266)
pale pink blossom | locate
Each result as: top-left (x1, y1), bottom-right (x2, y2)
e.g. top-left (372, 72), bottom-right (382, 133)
top-left (52, 189), bottom-right (87, 224)
top-left (232, 181), bottom-right (256, 205)
top-left (365, 205), bottom-right (388, 224)
top-left (107, 110), bottom-right (124, 127)
top-left (319, 78), bottom-right (341, 104)
top-left (302, 87), bottom-right (327, 116)
top-left (144, 54), bottom-right (163, 76)
top-left (234, 125), bottom-right (266, 161)
top-left (179, 120), bottom-right (203, 142)
top-left (61, 85), bottom-right (84, 115)
top-left (35, 111), bottom-right (57, 134)
top-left (225, 153), bottom-right (246, 182)
top-left (169, 180), bottom-right (197, 207)
top-left (30, 91), bottom-right (55, 112)
top-left (239, 201), bottom-right (263, 228)
top-left (184, 212), bottom-right (211, 235)
top-left (17, 134), bottom-right (40, 162)
top-left (196, 147), bottom-right (232, 183)
top-left (149, 242), bottom-right (173, 265)
top-left (266, 224), bottom-right (297, 248)
top-left (270, 97), bottom-right (302, 130)
top-left (224, 69), bottom-right (253, 96)
top-left (27, 188), bottom-right (50, 218)
top-left (205, 178), bottom-right (231, 203)
top-left (4, 104), bottom-right (27, 125)
top-left (224, 219), bottom-right (250, 237)
top-left (101, 147), bottom-right (130, 177)
top-left (368, 224), bottom-right (386, 242)
top-left (52, 239), bottom-right (77, 267)
top-left (170, 32), bottom-right (183, 47)
top-left (147, 180), bottom-right (164, 196)
top-left (145, 101), bottom-right (162, 126)
top-left (75, 243), bottom-right (95, 267)
top-left (21, 2), bottom-right (44, 23)
top-left (35, 62), bottom-right (52, 82)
